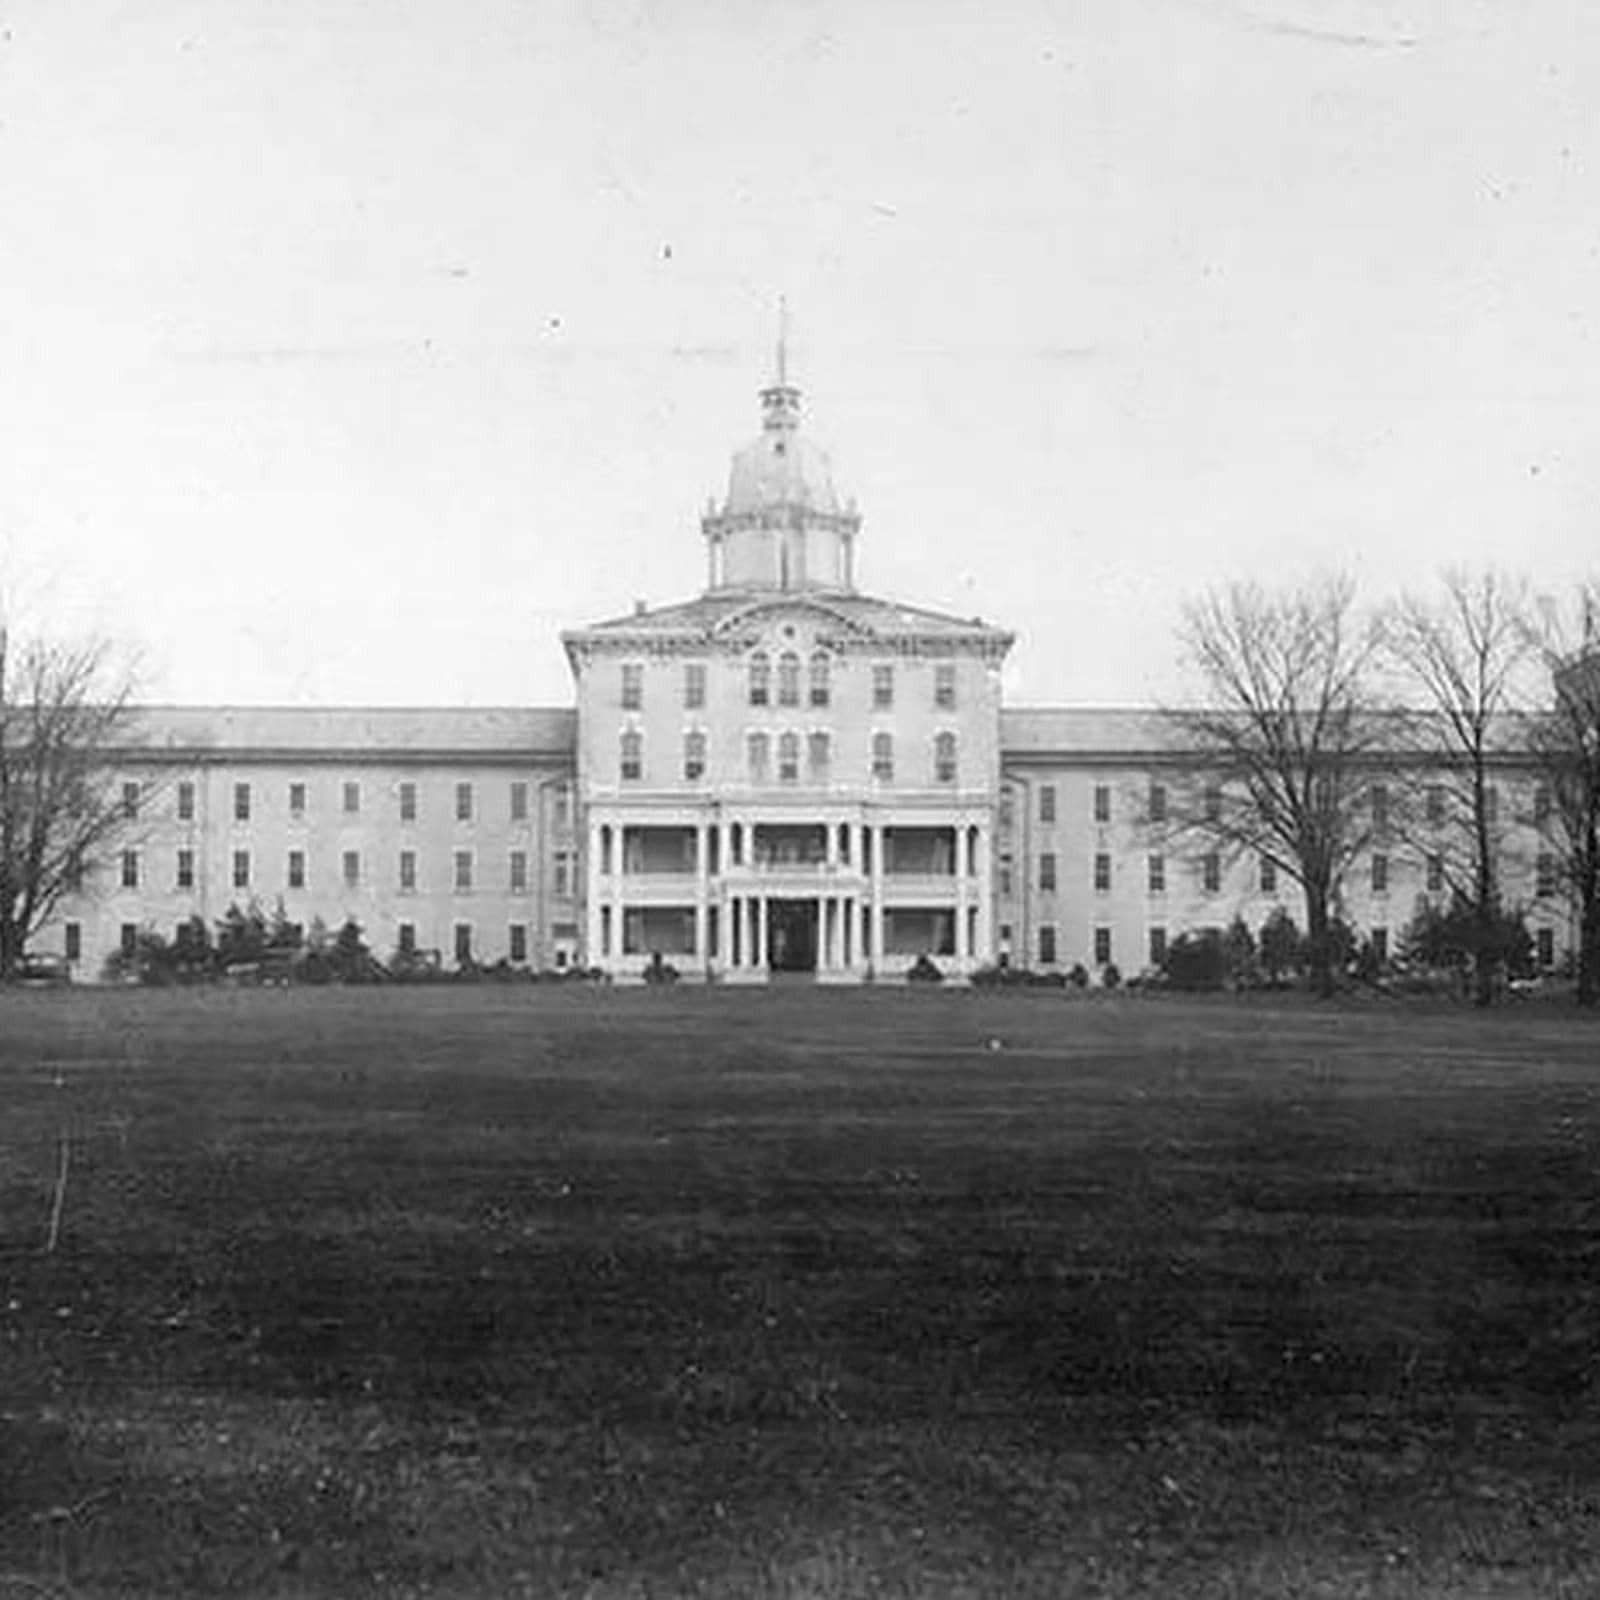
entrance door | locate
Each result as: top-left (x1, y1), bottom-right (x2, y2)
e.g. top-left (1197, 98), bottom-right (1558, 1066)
top-left (767, 899), bottom-right (819, 974)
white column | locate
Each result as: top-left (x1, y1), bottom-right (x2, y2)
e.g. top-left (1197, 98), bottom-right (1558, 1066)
top-left (869, 823), bottom-right (885, 970)
top-left (586, 817), bottom-right (605, 967)
top-left (975, 821), bottom-right (994, 964)
top-left (694, 821), bottom-right (709, 970)
top-left (755, 895), bottom-right (767, 969)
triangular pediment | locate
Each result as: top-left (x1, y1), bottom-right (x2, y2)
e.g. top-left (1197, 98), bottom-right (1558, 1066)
top-left (707, 594), bottom-right (880, 642)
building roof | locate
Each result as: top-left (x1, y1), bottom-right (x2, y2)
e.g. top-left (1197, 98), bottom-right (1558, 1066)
top-left (570, 588), bottom-right (1013, 644)
top-left (117, 705), bottom-right (576, 762)
top-left (1002, 707), bottom-right (1179, 760)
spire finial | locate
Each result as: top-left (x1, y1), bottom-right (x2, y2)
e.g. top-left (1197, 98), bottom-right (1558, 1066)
top-left (776, 295), bottom-right (789, 387)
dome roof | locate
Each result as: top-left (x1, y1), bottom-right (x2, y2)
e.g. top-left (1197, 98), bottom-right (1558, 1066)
top-left (725, 428), bottom-right (843, 517)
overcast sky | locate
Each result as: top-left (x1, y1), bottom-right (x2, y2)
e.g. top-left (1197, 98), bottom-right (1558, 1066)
top-left (1, 0), bottom-right (1595, 708)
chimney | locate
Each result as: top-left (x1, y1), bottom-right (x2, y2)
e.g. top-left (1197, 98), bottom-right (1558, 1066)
top-left (634, 598), bottom-right (648, 616)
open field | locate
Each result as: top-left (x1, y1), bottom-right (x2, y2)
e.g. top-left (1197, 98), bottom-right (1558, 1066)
top-left (2, 987), bottom-right (1600, 1598)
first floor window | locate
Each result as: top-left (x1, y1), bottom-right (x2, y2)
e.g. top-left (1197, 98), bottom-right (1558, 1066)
top-left (1038, 924), bottom-right (1057, 967)
top-left (1371, 853), bottom-right (1389, 895)
top-left (510, 850), bottom-right (528, 893)
top-left (397, 922), bottom-right (416, 955)
top-left (232, 850), bottom-right (249, 890)
top-left (1202, 853), bottom-right (1221, 894)
top-left (120, 923), bottom-right (138, 958)
top-left (1094, 853), bottom-right (1111, 892)
top-left (343, 850), bottom-right (361, 888)
top-left (1148, 926), bottom-right (1167, 967)
top-left (1537, 927), bottom-right (1556, 969)
top-left (1371, 926), bottom-right (1389, 964)
top-left (176, 849), bottom-right (194, 890)
top-left (454, 924), bottom-right (473, 966)
top-left (509, 923), bottom-right (528, 964)
top-left (454, 850), bottom-right (473, 893)
top-left (1039, 852), bottom-right (1057, 893)
top-left (1094, 927), bottom-right (1112, 967)
top-left (288, 850), bottom-right (306, 890)
top-left (399, 851), bottom-right (417, 892)
top-left (65, 923), bottom-right (82, 963)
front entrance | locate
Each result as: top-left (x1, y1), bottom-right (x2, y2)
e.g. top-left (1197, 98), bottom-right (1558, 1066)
top-left (767, 898), bottom-right (819, 974)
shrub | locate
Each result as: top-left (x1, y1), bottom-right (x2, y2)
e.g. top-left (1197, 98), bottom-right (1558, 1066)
top-left (1101, 961), bottom-right (1121, 990)
top-left (1162, 930), bottom-right (1229, 992)
top-left (1067, 962), bottom-right (1089, 989)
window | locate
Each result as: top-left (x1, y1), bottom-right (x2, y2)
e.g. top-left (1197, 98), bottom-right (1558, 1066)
top-left (176, 849), bottom-right (194, 890)
top-left (554, 850), bottom-right (573, 898)
top-left (1149, 782), bottom-right (1167, 824)
top-left (620, 731), bottom-right (642, 782)
top-left (289, 781), bottom-right (306, 818)
top-left (510, 781), bottom-right (528, 822)
top-left (934, 662), bottom-right (956, 709)
top-left (1203, 784), bottom-right (1222, 823)
top-left (454, 924), bottom-right (473, 967)
top-left (454, 850), bottom-right (474, 893)
top-left (1485, 785), bottom-right (1500, 824)
top-left (1039, 784), bottom-right (1057, 825)
top-left (234, 782), bottom-right (251, 822)
top-left (1427, 853), bottom-right (1444, 893)
top-left (343, 781), bottom-right (361, 815)
top-left (872, 663), bottom-right (894, 709)
top-left (749, 653), bottom-right (770, 706)
top-left (1094, 853), bottom-right (1111, 892)
top-left (684, 662), bottom-right (706, 709)
top-left (684, 730), bottom-right (707, 782)
top-left (177, 781), bottom-right (195, 821)
top-left (871, 731), bottom-right (893, 783)
top-left (553, 785), bottom-right (570, 827)
top-left (1202, 853), bottom-right (1221, 894)
top-left (288, 850), bottom-right (306, 890)
top-left (999, 788), bottom-right (1016, 833)
top-left (747, 731), bottom-right (770, 783)
top-left (1148, 926), bottom-right (1167, 967)
top-left (510, 851), bottom-right (528, 893)
top-left (1371, 927), bottom-right (1389, 965)
top-left (65, 923), bottom-right (81, 963)
top-left (807, 730), bottom-right (830, 778)
top-left (399, 782), bottom-right (417, 823)
top-left (1038, 924), bottom-right (1058, 967)
top-left (1039, 853), bottom-right (1057, 893)
top-left (233, 850), bottom-right (250, 890)
top-left (122, 781), bottom-right (141, 820)
top-left (343, 850), bottom-right (361, 889)
top-left (1535, 785), bottom-right (1553, 827)
top-left (121, 849), bottom-right (139, 890)
top-left (934, 732), bottom-right (957, 784)
top-left (1537, 927), bottom-right (1556, 969)
top-left (399, 851), bottom-right (417, 892)
top-left (1093, 785), bottom-right (1111, 824)
top-left (809, 652), bottom-right (830, 707)
top-left (1426, 785), bottom-right (1445, 825)
top-left (777, 652), bottom-right (801, 707)
top-left (778, 732), bottom-right (800, 784)
top-left (1537, 853), bottom-right (1557, 898)
top-left (120, 923), bottom-right (138, 959)
top-left (1371, 783), bottom-right (1390, 833)
top-left (397, 922), bottom-right (416, 956)
top-left (999, 854), bottom-right (1014, 897)
top-left (1371, 853), bottom-right (1389, 894)
top-left (1094, 927), bottom-right (1112, 967)
top-left (455, 781), bottom-right (474, 821)
top-left (1260, 856), bottom-right (1277, 894)
top-left (509, 924), bottom-right (528, 964)
top-left (1148, 854), bottom-right (1165, 894)
top-left (621, 662), bottom-right (643, 710)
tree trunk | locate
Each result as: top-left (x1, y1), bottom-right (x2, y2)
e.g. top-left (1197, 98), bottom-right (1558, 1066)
top-left (1304, 888), bottom-right (1335, 999)
top-left (0, 919), bottom-right (22, 981)
top-left (1581, 893), bottom-right (1600, 1008)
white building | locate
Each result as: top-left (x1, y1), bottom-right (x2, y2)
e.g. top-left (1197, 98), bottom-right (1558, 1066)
top-left (42, 354), bottom-right (1575, 981)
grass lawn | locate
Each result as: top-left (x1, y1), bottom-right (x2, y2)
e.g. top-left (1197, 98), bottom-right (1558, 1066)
top-left (2, 985), bottom-right (1600, 1598)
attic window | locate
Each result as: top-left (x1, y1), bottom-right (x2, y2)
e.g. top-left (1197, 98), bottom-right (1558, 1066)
top-left (774, 440), bottom-right (786, 456)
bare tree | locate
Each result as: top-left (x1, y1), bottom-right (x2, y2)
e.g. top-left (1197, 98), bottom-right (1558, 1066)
top-left (1528, 583), bottom-right (1600, 1006)
top-left (0, 619), bottom-right (142, 977)
top-left (1165, 576), bottom-right (1386, 998)
top-left (1379, 569), bottom-right (1537, 1005)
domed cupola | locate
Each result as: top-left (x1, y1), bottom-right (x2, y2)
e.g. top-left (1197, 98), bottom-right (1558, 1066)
top-left (702, 320), bottom-right (862, 594)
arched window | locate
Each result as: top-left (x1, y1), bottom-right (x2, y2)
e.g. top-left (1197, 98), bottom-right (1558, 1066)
top-left (778, 732), bottom-right (800, 783)
top-left (809, 651), bottom-right (831, 707)
top-left (683, 730), bottom-right (706, 782)
top-left (620, 730), bottom-right (642, 782)
top-left (749, 653), bottom-right (770, 707)
top-left (778, 652), bottom-right (801, 707)
top-left (934, 732), bottom-right (957, 784)
top-left (807, 730), bottom-right (830, 777)
top-left (747, 731), bottom-right (770, 782)
top-left (872, 731), bottom-right (894, 783)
